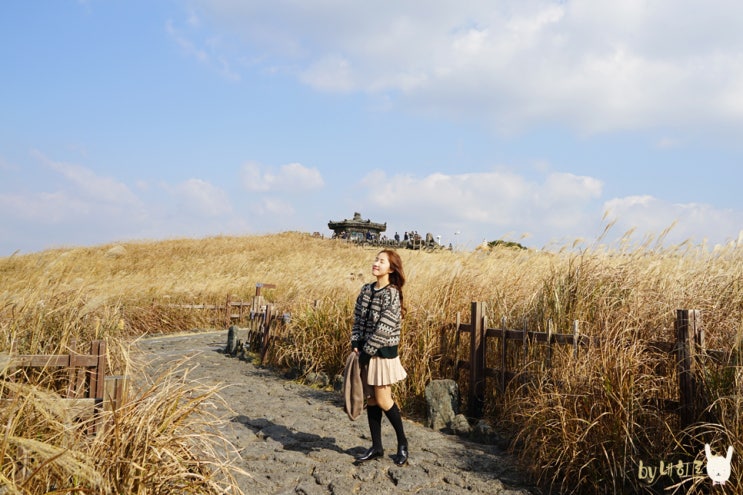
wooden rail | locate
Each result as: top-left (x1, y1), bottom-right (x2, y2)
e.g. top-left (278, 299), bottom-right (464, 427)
top-left (448, 302), bottom-right (586, 417)
top-left (1, 340), bottom-right (126, 434)
top-left (226, 304), bottom-right (286, 365)
top-left (174, 282), bottom-right (278, 328)
top-left (213, 282), bottom-right (292, 364)
top-left (448, 303), bottom-right (733, 427)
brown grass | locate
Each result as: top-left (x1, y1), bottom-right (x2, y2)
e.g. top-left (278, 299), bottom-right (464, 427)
top-left (1, 231), bottom-right (742, 494)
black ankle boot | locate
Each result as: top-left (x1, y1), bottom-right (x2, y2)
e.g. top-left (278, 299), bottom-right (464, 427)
top-left (355, 405), bottom-right (384, 463)
top-left (383, 403), bottom-right (408, 466)
top-left (355, 446), bottom-right (384, 463)
top-left (393, 444), bottom-right (408, 466)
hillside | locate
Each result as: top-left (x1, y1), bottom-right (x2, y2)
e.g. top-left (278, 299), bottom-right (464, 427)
top-left (1, 232), bottom-right (742, 494)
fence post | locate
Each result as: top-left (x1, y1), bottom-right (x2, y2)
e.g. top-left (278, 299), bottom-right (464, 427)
top-left (452, 312), bottom-right (461, 380)
top-left (546, 319), bottom-right (553, 369)
top-left (573, 320), bottom-right (580, 358)
top-left (91, 340), bottom-right (106, 402)
top-left (522, 318), bottom-right (528, 360)
top-left (67, 340), bottom-right (81, 397)
top-left (500, 316), bottom-right (507, 394)
top-left (104, 375), bottom-right (129, 413)
top-left (224, 295), bottom-right (231, 328)
top-left (237, 298), bottom-right (244, 321)
top-left (468, 302), bottom-right (485, 417)
top-left (676, 309), bottom-right (703, 428)
top-left (260, 304), bottom-right (274, 365)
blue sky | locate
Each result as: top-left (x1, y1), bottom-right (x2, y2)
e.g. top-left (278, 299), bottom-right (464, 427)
top-left (2, 0), bottom-right (742, 256)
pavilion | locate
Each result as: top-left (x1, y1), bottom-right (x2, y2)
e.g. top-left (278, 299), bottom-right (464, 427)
top-left (328, 212), bottom-right (387, 241)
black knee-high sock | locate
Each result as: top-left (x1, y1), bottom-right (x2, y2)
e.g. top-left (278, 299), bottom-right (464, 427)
top-left (383, 403), bottom-right (407, 447)
top-left (367, 405), bottom-right (383, 450)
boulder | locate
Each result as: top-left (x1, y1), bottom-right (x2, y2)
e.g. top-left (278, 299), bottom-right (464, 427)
top-left (424, 379), bottom-right (460, 431)
top-left (305, 372), bottom-right (330, 388)
top-left (451, 414), bottom-right (472, 436)
top-left (105, 245), bottom-right (127, 258)
top-left (474, 419), bottom-right (494, 437)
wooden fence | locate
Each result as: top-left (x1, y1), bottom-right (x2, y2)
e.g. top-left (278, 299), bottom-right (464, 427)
top-left (175, 282), bottom-right (277, 328)
top-left (185, 282), bottom-right (291, 364)
top-left (449, 302), bottom-right (735, 426)
top-left (226, 302), bottom-right (289, 364)
top-left (163, 282), bottom-right (291, 363)
top-left (1, 340), bottom-right (127, 434)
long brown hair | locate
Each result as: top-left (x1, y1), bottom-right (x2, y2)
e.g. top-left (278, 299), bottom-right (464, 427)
top-left (379, 249), bottom-right (406, 318)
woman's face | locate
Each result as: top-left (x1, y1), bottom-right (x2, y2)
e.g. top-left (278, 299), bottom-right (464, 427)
top-left (371, 252), bottom-right (393, 278)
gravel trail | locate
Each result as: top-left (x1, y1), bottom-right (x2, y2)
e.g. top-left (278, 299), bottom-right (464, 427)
top-left (134, 330), bottom-right (542, 495)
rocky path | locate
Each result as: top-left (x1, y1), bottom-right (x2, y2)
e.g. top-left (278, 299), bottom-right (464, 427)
top-left (134, 330), bottom-right (542, 495)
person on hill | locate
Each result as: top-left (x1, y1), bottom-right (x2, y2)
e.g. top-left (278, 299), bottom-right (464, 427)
top-left (351, 249), bottom-right (409, 466)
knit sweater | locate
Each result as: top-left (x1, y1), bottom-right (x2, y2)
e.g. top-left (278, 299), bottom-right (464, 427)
top-left (350, 282), bottom-right (402, 358)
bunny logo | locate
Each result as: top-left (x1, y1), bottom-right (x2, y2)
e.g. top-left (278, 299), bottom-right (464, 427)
top-left (705, 444), bottom-right (733, 486)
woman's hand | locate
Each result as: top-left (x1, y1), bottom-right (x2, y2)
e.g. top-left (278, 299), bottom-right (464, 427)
top-left (358, 351), bottom-right (371, 366)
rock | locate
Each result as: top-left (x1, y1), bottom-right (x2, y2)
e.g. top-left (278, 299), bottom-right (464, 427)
top-left (332, 374), bottom-right (344, 392)
top-left (305, 372), bottom-right (330, 388)
top-left (105, 245), bottom-right (127, 258)
top-left (282, 368), bottom-right (300, 380)
top-left (425, 379), bottom-right (460, 431)
top-left (226, 326), bottom-right (238, 355)
top-left (451, 414), bottom-right (472, 436)
top-left (474, 419), bottom-right (493, 437)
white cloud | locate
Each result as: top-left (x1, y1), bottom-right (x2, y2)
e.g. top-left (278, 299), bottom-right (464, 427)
top-left (166, 18), bottom-right (241, 81)
top-left (359, 169), bottom-right (604, 246)
top-left (542, 173), bottom-right (603, 203)
top-left (259, 197), bottom-right (295, 216)
top-left (32, 150), bottom-right (140, 206)
top-left (171, 178), bottom-right (232, 217)
top-left (0, 153), bottom-right (147, 249)
top-left (0, 191), bottom-right (92, 223)
top-left (353, 170), bottom-right (742, 248)
top-left (1, 150), bottom-right (325, 254)
top-left (166, 19), bottom-right (208, 63)
top-left (0, 152), bottom-right (154, 253)
top-left (241, 161), bottom-right (324, 192)
top-left (300, 55), bottom-right (355, 92)
top-left (188, 0), bottom-right (743, 134)
top-left (604, 195), bottom-right (743, 245)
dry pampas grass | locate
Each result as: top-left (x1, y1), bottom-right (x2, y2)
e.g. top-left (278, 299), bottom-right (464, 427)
top-left (1, 230), bottom-right (742, 494)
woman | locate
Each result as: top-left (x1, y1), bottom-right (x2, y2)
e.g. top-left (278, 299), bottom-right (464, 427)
top-left (351, 249), bottom-right (409, 466)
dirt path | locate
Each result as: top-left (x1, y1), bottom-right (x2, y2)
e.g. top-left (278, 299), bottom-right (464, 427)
top-left (134, 330), bottom-right (542, 495)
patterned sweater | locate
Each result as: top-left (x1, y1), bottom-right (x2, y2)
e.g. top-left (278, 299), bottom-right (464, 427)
top-left (350, 282), bottom-right (402, 358)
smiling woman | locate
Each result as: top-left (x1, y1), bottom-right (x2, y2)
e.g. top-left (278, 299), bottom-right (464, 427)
top-left (350, 249), bottom-right (409, 466)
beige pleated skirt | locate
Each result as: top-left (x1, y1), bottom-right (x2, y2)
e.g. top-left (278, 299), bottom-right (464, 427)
top-left (362, 356), bottom-right (407, 394)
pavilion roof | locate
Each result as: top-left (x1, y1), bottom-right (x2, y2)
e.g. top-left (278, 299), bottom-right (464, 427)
top-left (328, 212), bottom-right (386, 232)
